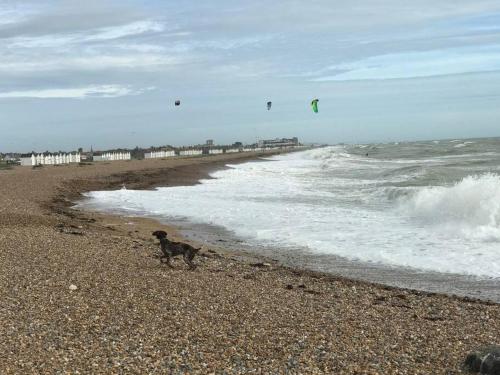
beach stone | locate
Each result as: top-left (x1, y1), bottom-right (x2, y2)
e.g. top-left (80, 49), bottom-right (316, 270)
top-left (69, 284), bottom-right (78, 291)
top-left (250, 262), bottom-right (271, 268)
top-left (464, 345), bottom-right (500, 374)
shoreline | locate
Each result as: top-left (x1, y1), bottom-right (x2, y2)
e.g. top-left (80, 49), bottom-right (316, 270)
top-left (175, 221), bottom-right (500, 303)
top-left (1, 151), bottom-right (499, 373)
top-left (75, 153), bottom-right (500, 305)
top-left (51, 151), bottom-right (288, 258)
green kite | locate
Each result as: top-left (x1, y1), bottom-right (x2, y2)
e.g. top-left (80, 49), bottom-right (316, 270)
top-left (311, 98), bottom-right (319, 113)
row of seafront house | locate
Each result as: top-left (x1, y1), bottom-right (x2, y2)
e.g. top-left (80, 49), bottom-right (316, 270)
top-left (13, 137), bottom-right (302, 167)
top-left (20, 153), bottom-right (82, 166)
top-left (19, 151), bottom-right (132, 166)
top-left (92, 152), bottom-right (131, 162)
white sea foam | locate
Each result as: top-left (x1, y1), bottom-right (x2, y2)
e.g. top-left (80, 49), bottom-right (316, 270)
top-left (453, 141), bottom-right (475, 148)
top-left (400, 173), bottom-right (500, 242)
top-left (83, 146), bottom-right (500, 278)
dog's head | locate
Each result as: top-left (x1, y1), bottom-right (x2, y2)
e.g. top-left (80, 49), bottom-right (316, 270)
top-left (152, 230), bottom-right (167, 239)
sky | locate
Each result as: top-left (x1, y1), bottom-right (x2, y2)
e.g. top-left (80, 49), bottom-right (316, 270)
top-left (1, 0), bottom-right (500, 152)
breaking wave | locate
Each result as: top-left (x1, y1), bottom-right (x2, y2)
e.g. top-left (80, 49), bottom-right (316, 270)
top-left (401, 174), bottom-right (500, 241)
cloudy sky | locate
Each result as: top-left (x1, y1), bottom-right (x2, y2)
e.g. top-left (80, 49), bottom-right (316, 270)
top-left (1, 0), bottom-right (500, 152)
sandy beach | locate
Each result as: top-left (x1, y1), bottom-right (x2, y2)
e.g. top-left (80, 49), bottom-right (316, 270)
top-left (1, 152), bottom-right (499, 374)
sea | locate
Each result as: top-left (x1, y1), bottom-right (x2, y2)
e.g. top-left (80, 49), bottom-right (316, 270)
top-left (79, 137), bottom-right (500, 301)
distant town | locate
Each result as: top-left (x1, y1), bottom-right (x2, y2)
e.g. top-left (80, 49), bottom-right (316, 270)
top-left (0, 137), bottom-right (303, 167)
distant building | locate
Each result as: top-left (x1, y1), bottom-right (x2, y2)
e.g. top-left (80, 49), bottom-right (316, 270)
top-left (92, 152), bottom-right (131, 162)
top-left (144, 150), bottom-right (175, 159)
top-left (258, 137), bottom-right (299, 148)
top-left (19, 153), bottom-right (81, 166)
top-left (206, 139), bottom-right (214, 146)
top-left (179, 149), bottom-right (203, 156)
top-left (2, 154), bottom-right (20, 164)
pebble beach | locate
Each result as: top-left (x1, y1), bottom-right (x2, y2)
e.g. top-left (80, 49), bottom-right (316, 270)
top-left (1, 152), bottom-right (499, 374)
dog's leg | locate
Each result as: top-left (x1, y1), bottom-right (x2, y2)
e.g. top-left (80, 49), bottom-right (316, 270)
top-left (165, 255), bottom-right (174, 268)
top-left (184, 253), bottom-right (196, 270)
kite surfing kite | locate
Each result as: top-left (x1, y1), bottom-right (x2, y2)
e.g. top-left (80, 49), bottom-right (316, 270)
top-left (267, 101), bottom-right (272, 110)
top-left (311, 98), bottom-right (319, 113)
top-left (175, 100), bottom-right (181, 106)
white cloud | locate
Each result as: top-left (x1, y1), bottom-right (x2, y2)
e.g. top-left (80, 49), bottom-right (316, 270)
top-left (113, 43), bottom-right (167, 53)
top-left (0, 3), bottom-right (40, 26)
top-left (5, 20), bottom-right (166, 48)
top-left (0, 54), bottom-right (180, 72)
top-left (312, 44), bottom-right (500, 81)
top-left (0, 85), bottom-right (154, 99)
top-left (0, 15), bottom-right (186, 73)
top-left (190, 1), bottom-right (500, 34)
top-left (86, 20), bottom-right (165, 41)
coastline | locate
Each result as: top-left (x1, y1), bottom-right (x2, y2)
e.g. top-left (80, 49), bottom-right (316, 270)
top-left (1, 151), bottom-right (499, 373)
top-left (76, 152), bottom-right (500, 304)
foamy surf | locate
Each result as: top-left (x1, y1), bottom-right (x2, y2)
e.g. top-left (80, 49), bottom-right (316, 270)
top-left (82, 138), bottom-right (500, 279)
top-left (400, 173), bottom-right (500, 242)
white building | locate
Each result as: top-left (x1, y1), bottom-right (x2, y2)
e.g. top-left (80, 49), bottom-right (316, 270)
top-left (20, 153), bottom-right (81, 166)
top-left (225, 148), bottom-right (240, 153)
top-left (258, 137), bottom-right (299, 148)
top-left (144, 150), bottom-right (176, 159)
top-left (208, 149), bottom-right (223, 155)
top-left (93, 152), bottom-right (131, 162)
top-left (179, 149), bottom-right (203, 156)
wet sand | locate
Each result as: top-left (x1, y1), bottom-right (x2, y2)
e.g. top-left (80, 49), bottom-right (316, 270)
top-left (1, 152), bottom-right (499, 374)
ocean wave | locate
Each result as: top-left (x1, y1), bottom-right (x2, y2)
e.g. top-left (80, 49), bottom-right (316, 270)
top-left (304, 147), bottom-right (361, 170)
top-left (400, 173), bottom-right (500, 241)
top-left (454, 141), bottom-right (475, 148)
top-left (306, 146), bottom-right (349, 160)
top-left (379, 165), bottom-right (424, 178)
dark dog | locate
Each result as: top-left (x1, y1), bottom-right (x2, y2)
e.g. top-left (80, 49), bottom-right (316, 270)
top-left (152, 230), bottom-right (200, 269)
